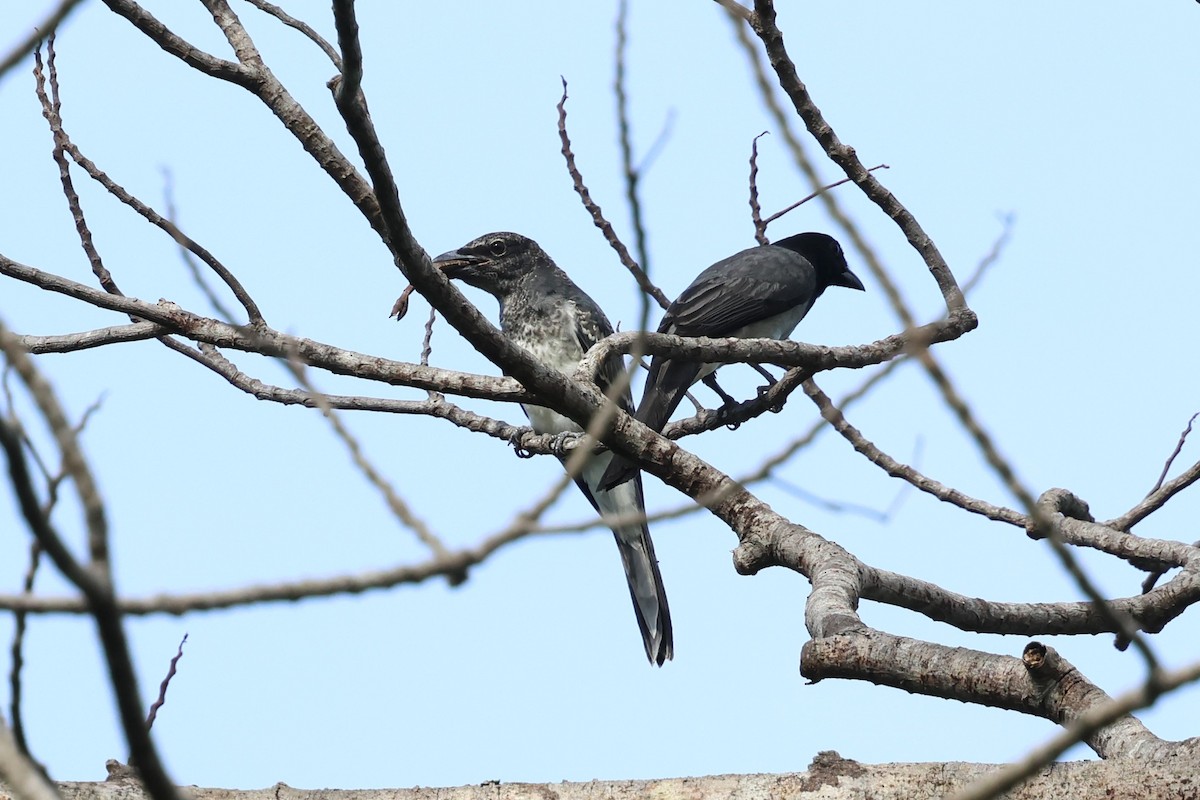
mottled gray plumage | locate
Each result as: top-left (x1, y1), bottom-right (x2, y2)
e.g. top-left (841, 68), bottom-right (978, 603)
top-left (599, 232), bottom-right (864, 491)
top-left (433, 231), bottom-right (672, 665)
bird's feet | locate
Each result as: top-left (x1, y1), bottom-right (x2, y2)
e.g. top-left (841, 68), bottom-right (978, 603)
top-left (702, 374), bottom-right (743, 430)
top-left (509, 429), bottom-right (577, 457)
top-left (509, 429), bottom-right (535, 459)
top-left (548, 431), bottom-right (576, 457)
top-left (756, 383), bottom-right (786, 413)
top-left (713, 401), bottom-right (742, 430)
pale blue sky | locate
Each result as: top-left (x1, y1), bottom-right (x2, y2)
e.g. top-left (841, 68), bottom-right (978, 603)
top-left (1, 1), bottom-right (1198, 790)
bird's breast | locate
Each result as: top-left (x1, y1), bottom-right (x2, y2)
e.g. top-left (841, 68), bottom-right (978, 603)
top-left (524, 404), bottom-right (580, 435)
top-left (505, 302), bottom-right (588, 435)
top-left (504, 304), bottom-right (587, 374)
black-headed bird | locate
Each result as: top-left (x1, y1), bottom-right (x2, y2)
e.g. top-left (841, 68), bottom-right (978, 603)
top-left (599, 232), bottom-right (864, 491)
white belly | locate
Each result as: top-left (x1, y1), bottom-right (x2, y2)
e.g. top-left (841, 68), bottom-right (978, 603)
top-left (509, 302), bottom-right (588, 435)
top-left (525, 404), bottom-right (580, 435)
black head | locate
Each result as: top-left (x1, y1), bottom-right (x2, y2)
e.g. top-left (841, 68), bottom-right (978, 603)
top-left (773, 232), bottom-right (864, 292)
top-left (432, 231), bottom-right (546, 296)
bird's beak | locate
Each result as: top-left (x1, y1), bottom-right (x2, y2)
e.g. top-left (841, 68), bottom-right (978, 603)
top-left (432, 249), bottom-right (488, 278)
top-left (836, 267), bottom-right (866, 292)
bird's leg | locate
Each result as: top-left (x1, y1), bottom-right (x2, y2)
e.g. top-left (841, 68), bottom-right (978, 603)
top-left (752, 363), bottom-right (778, 386)
top-left (702, 374), bottom-right (743, 430)
top-left (752, 365), bottom-right (786, 413)
top-left (683, 388), bottom-right (706, 414)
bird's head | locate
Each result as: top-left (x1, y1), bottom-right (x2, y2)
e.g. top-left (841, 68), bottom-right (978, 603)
top-left (776, 232), bottom-right (865, 293)
top-left (433, 231), bottom-right (542, 297)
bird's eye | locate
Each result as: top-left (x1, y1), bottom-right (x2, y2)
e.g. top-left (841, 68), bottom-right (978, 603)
top-left (488, 239), bottom-right (507, 257)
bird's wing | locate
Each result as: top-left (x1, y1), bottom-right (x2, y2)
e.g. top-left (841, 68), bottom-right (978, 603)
top-left (662, 247), bottom-right (818, 336)
top-left (570, 298), bottom-right (636, 414)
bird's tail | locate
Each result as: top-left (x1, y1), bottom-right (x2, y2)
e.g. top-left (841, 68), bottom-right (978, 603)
top-left (598, 359), bottom-right (699, 491)
top-left (586, 462), bottom-right (673, 665)
top-left (612, 518), bottom-right (674, 665)
top-left (598, 454), bottom-right (638, 493)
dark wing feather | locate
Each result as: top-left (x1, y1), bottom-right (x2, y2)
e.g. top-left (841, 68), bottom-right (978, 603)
top-left (661, 246), bottom-right (818, 336)
top-left (571, 296), bottom-right (636, 415)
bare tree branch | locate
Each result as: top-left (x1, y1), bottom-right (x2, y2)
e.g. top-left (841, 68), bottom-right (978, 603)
top-left (243, 0), bottom-right (341, 68)
top-left (0, 319), bottom-right (179, 800)
top-left (558, 79), bottom-right (669, 311)
top-left (0, 718), bottom-right (61, 800)
top-left (761, 164), bottom-right (890, 231)
top-left (145, 634), bottom-right (187, 731)
top-left (6, 542), bottom-right (40, 757)
top-left (613, 0), bottom-right (653, 325)
top-left (950, 655), bottom-right (1200, 800)
top-left (1149, 412), bottom-right (1199, 496)
top-left (282, 354), bottom-right (453, 564)
top-left (0, 256), bottom-right (538, 402)
top-left (748, 131), bottom-right (768, 244)
top-left (17, 322), bottom-right (166, 353)
top-left (1107, 457), bottom-right (1200, 532)
top-left (0, 0), bottom-right (85, 80)
top-left (744, 0), bottom-right (967, 313)
top-left (1, 2), bottom-right (1194, 777)
top-left (802, 379), bottom-right (1026, 527)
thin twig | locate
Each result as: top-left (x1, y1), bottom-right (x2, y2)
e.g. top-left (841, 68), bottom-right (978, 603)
top-left (1112, 412), bottom-right (1200, 647)
top-left (558, 78), bottom-right (670, 311)
top-left (0, 318), bottom-right (177, 800)
top-left (35, 40), bottom-right (121, 302)
top-left (420, 307), bottom-right (437, 368)
top-left (961, 212), bottom-right (1014, 295)
top-left (749, 131), bottom-right (769, 244)
top-left (728, 11), bottom-right (915, 324)
top-left (0, 719), bottom-right (62, 800)
top-left (804, 380), bottom-right (1026, 527)
top-left (634, 109), bottom-right (675, 176)
top-left (713, 0), bottom-right (754, 25)
top-left (7, 391), bottom-right (101, 757)
top-left (161, 168), bottom-right (240, 323)
top-left (1107, 458), bottom-right (1200, 532)
top-left (1148, 412), bottom-right (1198, 496)
top-left (7, 537), bottom-right (41, 757)
top-left (0, 0), bottom-right (85, 80)
top-left (745, 0), bottom-right (967, 311)
top-left (145, 634), bottom-right (187, 730)
top-left (65, 139), bottom-right (263, 323)
top-left (761, 164), bottom-right (890, 230)
top-left (282, 353), bottom-right (453, 563)
top-left (613, 0), bottom-right (653, 336)
top-left (243, 0), bottom-right (341, 68)
top-left (768, 476), bottom-right (889, 521)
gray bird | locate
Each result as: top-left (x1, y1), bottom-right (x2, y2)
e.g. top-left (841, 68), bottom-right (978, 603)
top-left (599, 232), bottom-right (865, 491)
top-left (433, 231), bottom-right (673, 665)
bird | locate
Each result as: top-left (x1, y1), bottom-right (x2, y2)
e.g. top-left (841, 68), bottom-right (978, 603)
top-left (599, 232), bottom-right (864, 491)
top-left (432, 231), bottom-right (673, 665)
